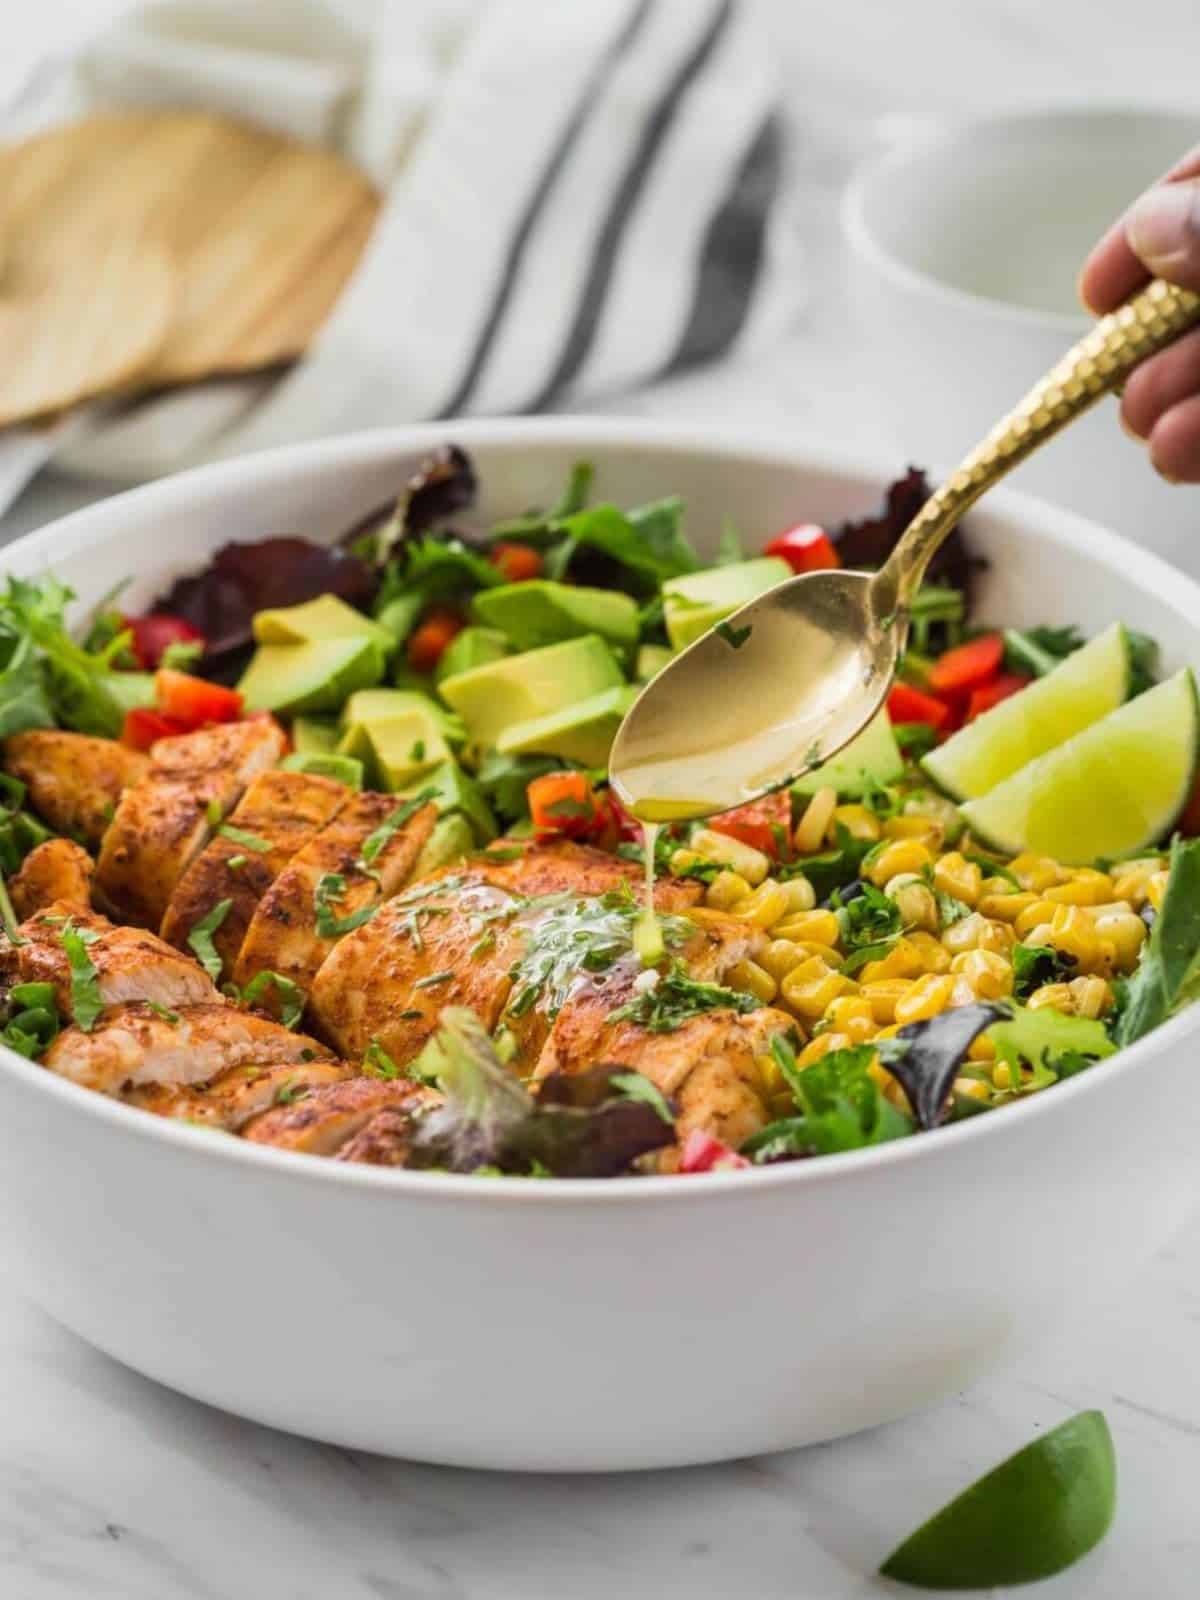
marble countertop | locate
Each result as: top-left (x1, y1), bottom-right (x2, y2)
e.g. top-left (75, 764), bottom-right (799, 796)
top-left (3, 3), bottom-right (1200, 1595)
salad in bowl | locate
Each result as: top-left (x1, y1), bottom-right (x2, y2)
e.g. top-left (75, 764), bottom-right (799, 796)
top-left (1, 442), bottom-right (1197, 1182)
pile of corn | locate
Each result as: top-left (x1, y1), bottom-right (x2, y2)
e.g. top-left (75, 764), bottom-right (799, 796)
top-left (671, 786), bottom-right (1165, 1116)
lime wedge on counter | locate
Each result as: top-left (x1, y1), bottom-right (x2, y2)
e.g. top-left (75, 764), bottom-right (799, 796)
top-left (959, 669), bottom-right (1198, 863)
top-left (880, 1410), bottom-right (1116, 1589)
top-left (922, 622), bottom-right (1130, 801)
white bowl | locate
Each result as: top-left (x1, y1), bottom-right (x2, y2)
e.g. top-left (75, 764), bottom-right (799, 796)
top-left (842, 106), bottom-right (1200, 571)
top-left (1, 419), bottom-right (1199, 1472)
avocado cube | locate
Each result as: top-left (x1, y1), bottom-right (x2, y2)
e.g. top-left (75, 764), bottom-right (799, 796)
top-left (253, 593), bottom-right (394, 652)
top-left (662, 557), bottom-right (790, 650)
top-left (790, 708), bottom-right (903, 797)
top-left (438, 634), bottom-right (623, 747)
top-left (635, 644), bottom-right (673, 682)
top-left (496, 685), bottom-right (639, 769)
top-left (473, 581), bottom-right (638, 652)
top-left (411, 813), bottom-right (475, 878)
top-left (292, 716), bottom-right (339, 755)
top-left (364, 712), bottom-right (451, 791)
top-left (396, 759), bottom-right (497, 842)
top-left (279, 751), bottom-right (365, 789)
top-left (342, 688), bottom-right (465, 744)
top-left (434, 625), bottom-right (511, 685)
top-left (238, 636), bottom-right (386, 716)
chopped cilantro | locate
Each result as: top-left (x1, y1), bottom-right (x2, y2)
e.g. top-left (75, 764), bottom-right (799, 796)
top-left (410, 739), bottom-right (426, 762)
top-left (61, 921), bottom-right (104, 1032)
top-left (226, 855), bottom-right (247, 871)
top-left (1012, 943), bottom-right (1075, 998)
top-left (186, 899), bottom-right (232, 982)
top-left (143, 999), bottom-right (181, 1025)
top-left (274, 1077), bottom-right (309, 1106)
top-left (743, 1038), bottom-right (912, 1160)
top-left (714, 620), bottom-right (752, 650)
top-left (892, 721), bottom-right (939, 759)
top-left (607, 960), bottom-right (761, 1033)
top-left (205, 798), bottom-right (223, 826)
top-left (313, 873), bottom-right (378, 938)
top-left (241, 970), bottom-right (306, 1028)
top-left (608, 1070), bottom-right (674, 1125)
top-left (357, 788), bottom-right (436, 873)
top-left (413, 969), bottom-right (454, 990)
top-left (218, 824), bottom-right (272, 852)
top-left (363, 1039), bottom-right (402, 1079)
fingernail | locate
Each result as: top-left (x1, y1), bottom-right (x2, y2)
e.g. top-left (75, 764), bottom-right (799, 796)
top-left (1127, 180), bottom-right (1200, 274)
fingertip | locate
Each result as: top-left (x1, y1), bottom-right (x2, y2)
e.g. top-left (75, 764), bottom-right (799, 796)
top-left (1148, 396), bottom-right (1200, 484)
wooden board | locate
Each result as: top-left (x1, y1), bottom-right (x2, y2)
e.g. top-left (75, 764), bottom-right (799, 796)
top-left (0, 110), bottom-right (380, 407)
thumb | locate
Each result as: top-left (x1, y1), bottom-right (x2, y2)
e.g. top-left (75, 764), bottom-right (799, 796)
top-left (1126, 177), bottom-right (1200, 289)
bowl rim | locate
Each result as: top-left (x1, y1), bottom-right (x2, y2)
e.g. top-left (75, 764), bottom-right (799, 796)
top-left (840, 101), bottom-right (1200, 337)
top-left (4, 413), bottom-right (1199, 1207)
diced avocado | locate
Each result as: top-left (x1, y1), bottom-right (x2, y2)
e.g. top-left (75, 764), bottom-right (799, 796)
top-left (473, 580), bottom-right (639, 652)
top-left (412, 813), bottom-right (475, 877)
top-left (363, 709), bottom-right (451, 792)
top-left (100, 670), bottom-right (156, 715)
top-left (335, 720), bottom-right (375, 773)
top-left (253, 593), bottom-right (393, 652)
top-left (790, 709), bottom-right (904, 797)
top-left (497, 685), bottom-right (639, 768)
top-left (662, 557), bottom-right (790, 650)
top-left (635, 644), bottom-right (673, 682)
top-left (342, 688), bottom-right (465, 743)
top-left (397, 759), bottom-right (497, 843)
top-left (238, 637), bottom-right (386, 716)
top-left (292, 716), bottom-right (338, 756)
top-left (374, 592), bottom-right (425, 644)
top-left (438, 634), bottom-right (623, 747)
top-left (435, 625), bottom-right (511, 685)
top-left (279, 751), bottom-right (365, 788)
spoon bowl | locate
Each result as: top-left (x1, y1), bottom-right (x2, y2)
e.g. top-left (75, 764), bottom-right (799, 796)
top-left (610, 567), bottom-right (897, 821)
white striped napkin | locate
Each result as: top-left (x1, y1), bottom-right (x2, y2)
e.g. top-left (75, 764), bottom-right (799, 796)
top-left (5, 0), bottom-right (802, 494)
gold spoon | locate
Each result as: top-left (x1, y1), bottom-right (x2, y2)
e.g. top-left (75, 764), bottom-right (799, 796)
top-left (610, 277), bottom-right (1200, 824)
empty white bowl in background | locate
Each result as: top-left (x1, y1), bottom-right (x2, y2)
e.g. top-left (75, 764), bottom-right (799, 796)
top-left (1, 419), bottom-right (1200, 1470)
top-left (843, 106), bottom-right (1200, 571)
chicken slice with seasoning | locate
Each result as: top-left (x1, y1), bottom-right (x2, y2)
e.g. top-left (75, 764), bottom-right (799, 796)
top-left (334, 1106), bottom-right (418, 1166)
top-left (160, 768), bottom-right (348, 978)
top-left (96, 719), bottom-right (285, 929)
top-left (309, 840), bottom-right (703, 1069)
top-left (129, 1059), bottom-right (350, 1130)
top-left (242, 1075), bottom-right (429, 1156)
top-left (231, 791), bottom-right (436, 1009)
top-left (44, 1002), bottom-right (332, 1096)
top-left (3, 902), bottom-right (219, 1019)
top-left (3, 731), bottom-right (147, 846)
top-left (9, 838), bottom-right (94, 920)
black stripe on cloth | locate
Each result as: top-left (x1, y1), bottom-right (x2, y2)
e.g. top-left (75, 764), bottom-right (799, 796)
top-left (434, 0), bottom-right (656, 419)
top-left (662, 110), bottom-right (783, 375)
top-left (522, 0), bottom-right (736, 414)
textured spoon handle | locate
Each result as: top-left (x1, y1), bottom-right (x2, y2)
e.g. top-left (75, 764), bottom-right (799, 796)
top-left (883, 278), bottom-right (1200, 610)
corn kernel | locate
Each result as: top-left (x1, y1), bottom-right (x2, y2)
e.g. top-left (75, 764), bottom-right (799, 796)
top-left (949, 947), bottom-right (1013, 999)
top-left (1092, 908), bottom-right (1147, 971)
top-left (860, 978), bottom-right (911, 1023)
top-left (1047, 904), bottom-right (1110, 971)
top-left (759, 939), bottom-right (807, 982)
top-left (932, 851), bottom-right (982, 907)
top-left (1069, 974), bottom-right (1113, 1019)
top-left (867, 838), bottom-right (933, 887)
top-left (954, 1075), bottom-right (990, 1100)
top-left (858, 936), bottom-right (928, 984)
top-left (669, 849), bottom-right (705, 878)
top-left (1146, 871), bottom-right (1169, 912)
top-left (1014, 898), bottom-right (1059, 939)
top-left (781, 961), bottom-right (858, 1021)
top-left (779, 876), bottom-right (816, 914)
top-left (967, 1032), bottom-right (996, 1062)
top-left (903, 791), bottom-right (962, 834)
top-left (942, 912), bottom-right (1014, 956)
top-left (830, 802), bottom-right (882, 845)
top-left (727, 959), bottom-right (778, 1004)
top-left (1027, 981), bottom-right (1073, 1012)
top-left (705, 870), bottom-right (752, 910)
top-left (793, 788), bottom-right (838, 855)
top-left (730, 880), bottom-right (792, 929)
top-left (691, 829), bottom-right (770, 885)
top-left (894, 973), bottom-right (956, 1025)
top-left (992, 1062), bottom-right (1014, 1091)
top-left (796, 1030), bottom-right (854, 1067)
top-left (823, 995), bottom-right (876, 1042)
top-left (885, 873), bottom-right (940, 933)
top-left (771, 908), bottom-right (841, 946)
top-left (1112, 858), bottom-right (1166, 905)
top-left (1009, 853), bottom-right (1066, 892)
top-left (882, 814), bottom-right (944, 850)
top-left (906, 930), bottom-right (952, 973)
top-left (1044, 868), bottom-right (1115, 906)
top-left (977, 891), bottom-right (1038, 922)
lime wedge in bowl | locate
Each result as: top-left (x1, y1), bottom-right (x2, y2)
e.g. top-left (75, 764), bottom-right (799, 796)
top-left (959, 669), bottom-right (1198, 863)
top-left (922, 622), bottom-right (1131, 801)
top-left (881, 1410), bottom-right (1116, 1589)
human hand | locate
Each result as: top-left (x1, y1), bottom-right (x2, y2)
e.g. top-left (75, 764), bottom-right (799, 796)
top-left (1079, 147), bottom-right (1200, 482)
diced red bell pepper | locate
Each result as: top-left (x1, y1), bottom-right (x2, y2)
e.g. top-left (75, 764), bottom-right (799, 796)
top-left (121, 708), bottom-right (192, 751)
top-left (155, 669), bottom-right (243, 726)
top-left (928, 632), bottom-right (1004, 697)
top-left (965, 672), bottom-right (1032, 722)
top-left (603, 790), bottom-right (643, 845)
top-left (527, 771), bottom-right (599, 839)
top-left (679, 1129), bottom-right (751, 1173)
top-left (126, 614), bottom-right (205, 670)
top-left (887, 681), bottom-right (951, 729)
top-left (708, 790), bottom-right (793, 860)
top-left (1177, 771), bottom-right (1200, 837)
top-left (489, 542), bottom-right (544, 583)
top-left (407, 606), bottom-right (464, 673)
top-left (763, 523), bottom-right (841, 575)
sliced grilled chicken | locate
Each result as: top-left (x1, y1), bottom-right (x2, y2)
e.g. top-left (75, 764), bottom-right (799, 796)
top-left (232, 792), bottom-right (436, 1007)
top-left (4, 731), bottom-right (147, 846)
top-left (96, 719), bottom-right (285, 929)
top-left (44, 1001), bottom-right (331, 1096)
top-left (9, 839), bottom-right (94, 920)
top-left (654, 1008), bottom-right (793, 1168)
top-left (334, 1106), bottom-right (418, 1166)
top-left (309, 841), bottom-right (704, 1069)
top-left (242, 1075), bottom-right (427, 1156)
top-left (128, 1059), bottom-right (350, 1130)
top-left (160, 768), bottom-right (347, 977)
top-left (4, 902), bottom-right (219, 1018)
